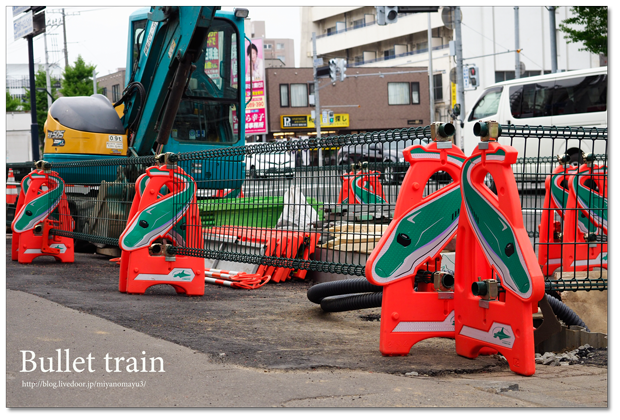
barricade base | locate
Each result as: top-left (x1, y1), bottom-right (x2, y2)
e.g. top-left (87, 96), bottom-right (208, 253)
top-left (379, 281), bottom-right (456, 356)
top-left (123, 248), bottom-right (205, 296)
top-left (455, 295), bottom-right (537, 376)
top-left (16, 230), bottom-right (74, 264)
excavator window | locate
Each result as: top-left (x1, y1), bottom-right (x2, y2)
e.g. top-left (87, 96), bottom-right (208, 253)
top-left (131, 19), bottom-right (147, 79)
top-left (171, 18), bottom-right (240, 145)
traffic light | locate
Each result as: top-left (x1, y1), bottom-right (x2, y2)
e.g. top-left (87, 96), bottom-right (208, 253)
top-left (385, 7), bottom-right (399, 24)
top-left (315, 65), bottom-right (330, 78)
top-left (329, 59), bottom-right (337, 82)
top-left (337, 58), bottom-right (347, 82)
top-left (468, 65), bottom-right (479, 89)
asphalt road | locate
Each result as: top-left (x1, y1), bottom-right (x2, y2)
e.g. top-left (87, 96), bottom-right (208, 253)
top-left (6, 236), bottom-right (507, 376)
top-left (5, 236), bottom-right (608, 407)
top-left (6, 289), bottom-right (608, 408)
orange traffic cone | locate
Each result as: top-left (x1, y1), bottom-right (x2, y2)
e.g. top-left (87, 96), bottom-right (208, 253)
top-left (6, 168), bottom-right (18, 205)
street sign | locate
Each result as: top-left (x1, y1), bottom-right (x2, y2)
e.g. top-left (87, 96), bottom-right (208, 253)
top-left (13, 12), bottom-right (33, 40)
top-left (441, 7), bottom-right (462, 29)
top-left (463, 67), bottom-right (470, 89)
top-left (313, 58), bottom-right (324, 67)
top-left (451, 82), bottom-right (457, 107)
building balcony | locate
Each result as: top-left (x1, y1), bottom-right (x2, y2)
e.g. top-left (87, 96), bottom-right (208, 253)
top-left (314, 12), bottom-right (446, 55)
top-left (351, 44), bottom-right (450, 67)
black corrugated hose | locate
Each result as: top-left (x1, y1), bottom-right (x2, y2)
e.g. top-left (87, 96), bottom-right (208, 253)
top-left (545, 293), bottom-right (590, 332)
top-left (306, 277), bottom-right (382, 304)
top-left (308, 278), bottom-right (591, 332)
top-left (320, 292), bottom-right (383, 313)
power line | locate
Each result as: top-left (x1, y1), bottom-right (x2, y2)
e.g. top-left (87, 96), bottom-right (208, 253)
top-left (461, 20), bottom-right (543, 70)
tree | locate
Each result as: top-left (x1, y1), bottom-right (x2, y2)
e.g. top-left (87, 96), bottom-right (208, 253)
top-left (60, 55), bottom-right (102, 97)
top-left (559, 7), bottom-right (607, 57)
top-left (22, 67), bottom-right (60, 145)
top-left (6, 91), bottom-right (23, 112)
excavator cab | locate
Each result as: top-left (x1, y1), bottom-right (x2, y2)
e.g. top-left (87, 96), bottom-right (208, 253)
top-left (42, 6), bottom-right (247, 189)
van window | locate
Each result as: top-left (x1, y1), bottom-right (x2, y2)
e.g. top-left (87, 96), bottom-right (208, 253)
top-left (555, 75), bottom-right (607, 114)
top-left (468, 87), bottom-right (502, 121)
top-left (510, 81), bottom-right (554, 118)
top-left (510, 75), bottom-right (606, 118)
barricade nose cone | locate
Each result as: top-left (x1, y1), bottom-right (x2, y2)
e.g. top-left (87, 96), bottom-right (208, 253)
top-left (472, 281), bottom-right (487, 296)
top-left (438, 123), bottom-right (456, 138)
top-left (473, 122), bottom-right (482, 137)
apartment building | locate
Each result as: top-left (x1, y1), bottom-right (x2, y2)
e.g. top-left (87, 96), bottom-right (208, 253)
top-left (300, 6), bottom-right (601, 127)
top-left (265, 66), bottom-right (430, 138)
top-left (246, 20), bottom-right (295, 68)
top-left (97, 68), bottom-right (126, 104)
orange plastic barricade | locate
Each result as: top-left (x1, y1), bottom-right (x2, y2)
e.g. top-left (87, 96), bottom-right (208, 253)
top-left (203, 226), bottom-right (320, 283)
top-left (11, 165), bottom-right (74, 264)
top-left (338, 168), bottom-right (387, 205)
top-left (454, 124), bottom-right (544, 376)
top-left (366, 127), bottom-right (465, 356)
top-left (214, 188), bottom-right (244, 198)
top-left (537, 163), bottom-right (581, 276)
top-left (118, 160), bottom-right (204, 296)
top-left (561, 163), bottom-right (607, 273)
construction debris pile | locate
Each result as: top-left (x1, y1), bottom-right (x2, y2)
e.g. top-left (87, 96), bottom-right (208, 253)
top-left (535, 344), bottom-right (604, 366)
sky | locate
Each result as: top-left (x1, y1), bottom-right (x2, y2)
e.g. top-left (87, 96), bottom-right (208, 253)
top-left (4, 4), bottom-right (303, 78)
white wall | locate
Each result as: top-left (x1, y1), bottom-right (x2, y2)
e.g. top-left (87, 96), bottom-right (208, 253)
top-left (6, 112), bottom-right (33, 163)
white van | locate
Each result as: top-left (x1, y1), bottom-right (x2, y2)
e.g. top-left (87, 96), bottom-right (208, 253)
top-left (463, 67), bottom-right (607, 165)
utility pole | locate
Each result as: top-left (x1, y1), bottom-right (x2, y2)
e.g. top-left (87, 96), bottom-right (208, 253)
top-left (27, 34), bottom-right (40, 161)
top-left (43, 30), bottom-right (53, 108)
top-left (62, 8), bottom-right (69, 69)
top-left (514, 7), bottom-right (520, 79)
top-left (427, 13), bottom-right (435, 123)
top-left (93, 69), bottom-right (98, 95)
top-left (312, 32), bottom-right (323, 167)
top-left (454, 7), bottom-right (465, 149)
top-left (549, 6), bottom-right (558, 73)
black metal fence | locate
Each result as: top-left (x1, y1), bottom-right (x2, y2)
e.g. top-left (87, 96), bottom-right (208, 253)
top-left (8, 124), bottom-right (607, 291)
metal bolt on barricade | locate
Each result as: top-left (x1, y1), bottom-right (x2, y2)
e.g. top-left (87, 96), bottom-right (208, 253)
top-left (454, 120), bottom-right (545, 376)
